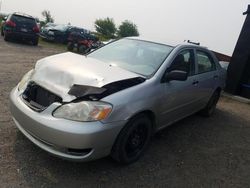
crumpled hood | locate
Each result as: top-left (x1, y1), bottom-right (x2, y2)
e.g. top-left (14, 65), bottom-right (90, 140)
top-left (31, 52), bottom-right (141, 102)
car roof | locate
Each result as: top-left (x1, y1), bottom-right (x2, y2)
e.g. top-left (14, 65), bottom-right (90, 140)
top-left (12, 12), bottom-right (34, 19)
top-left (127, 36), bottom-right (208, 50)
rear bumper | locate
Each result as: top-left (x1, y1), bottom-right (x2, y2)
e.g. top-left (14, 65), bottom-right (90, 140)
top-left (10, 87), bottom-right (126, 161)
top-left (5, 31), bottom-right (38, 40)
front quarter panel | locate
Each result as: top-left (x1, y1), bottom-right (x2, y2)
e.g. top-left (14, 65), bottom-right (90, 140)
top-left (101, 78), bottom-right (163, 126)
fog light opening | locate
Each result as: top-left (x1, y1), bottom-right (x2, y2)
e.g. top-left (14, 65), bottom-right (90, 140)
top-left (67, 148), bottom-right (92, 156)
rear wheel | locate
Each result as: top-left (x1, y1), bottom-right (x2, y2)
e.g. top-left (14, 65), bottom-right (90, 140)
top-left (4, 33), bottom-right (10, 41)
top-left (32, 38), bottom-right (39, 46)
top-left (200, 90), bottom-right (221, 117)
top-left (111, 114), bottom-right (153, 164)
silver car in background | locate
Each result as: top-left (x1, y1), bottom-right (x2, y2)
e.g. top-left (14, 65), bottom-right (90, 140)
top-left (10, 38), bottom-right (226, 164)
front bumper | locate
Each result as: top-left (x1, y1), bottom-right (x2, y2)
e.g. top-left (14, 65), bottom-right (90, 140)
top-left (39, 33), bottom-right (55, 41)
top-left (10, 87), bottom-right (126, 161)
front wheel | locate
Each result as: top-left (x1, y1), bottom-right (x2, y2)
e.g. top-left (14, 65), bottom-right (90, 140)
top-left (78, 45), bottom-right (90, 54)
top-left (111, 114), bottom-right (153, 164)
top-left (200, 90), bottom-right (221, 117)
top-left (67, 42), bottom-right (74, 51)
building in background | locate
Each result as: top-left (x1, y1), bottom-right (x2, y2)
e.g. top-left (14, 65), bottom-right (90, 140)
top-left (212, 51), bottom-right (231, 62)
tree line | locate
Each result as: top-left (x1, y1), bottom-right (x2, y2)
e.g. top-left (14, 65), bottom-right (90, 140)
top-left (94, 17), bottom-right (139, 40)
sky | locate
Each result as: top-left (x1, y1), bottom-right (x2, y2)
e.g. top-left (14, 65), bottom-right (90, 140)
top-left (1, 0), bottom-right (249, 55)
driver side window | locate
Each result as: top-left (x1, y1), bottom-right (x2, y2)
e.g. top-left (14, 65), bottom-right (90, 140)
top-left (168, 50), bottom-right (195, 76)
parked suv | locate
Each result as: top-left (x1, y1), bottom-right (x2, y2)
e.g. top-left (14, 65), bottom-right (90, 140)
top-left (1, 12), bottom-right (39, 45)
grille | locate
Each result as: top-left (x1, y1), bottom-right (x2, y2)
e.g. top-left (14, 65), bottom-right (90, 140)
top-left (22, 82), bottom-right (62, 111)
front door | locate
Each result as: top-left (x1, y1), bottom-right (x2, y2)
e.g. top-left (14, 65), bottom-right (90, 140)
top-left (158, 49), bottom-right (201, 128)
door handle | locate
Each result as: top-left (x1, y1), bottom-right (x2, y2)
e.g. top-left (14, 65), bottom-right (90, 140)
top-left (192, 81), bottom-right (199, 85)
top-left (214, 75), bottom-right (219, 79)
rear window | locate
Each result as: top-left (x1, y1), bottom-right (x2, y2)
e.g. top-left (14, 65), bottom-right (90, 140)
top-left (11, 15), bottom-right (36, 25)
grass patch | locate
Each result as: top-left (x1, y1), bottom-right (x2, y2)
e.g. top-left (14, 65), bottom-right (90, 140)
top-left (38, 37), bottom-right (67, 51)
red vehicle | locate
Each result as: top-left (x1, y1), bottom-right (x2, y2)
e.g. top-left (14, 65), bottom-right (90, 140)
top-left (67, 31), bottom-right (98, 54)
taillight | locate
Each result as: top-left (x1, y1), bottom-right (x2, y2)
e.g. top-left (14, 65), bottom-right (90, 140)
top-left (6, 20), bottom-right (16, 27)
top-left (33, 25), bottom-right (40, 33)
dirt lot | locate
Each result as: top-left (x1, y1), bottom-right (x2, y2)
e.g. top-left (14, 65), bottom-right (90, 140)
top-left (0, 37), bottom-right (250, 188)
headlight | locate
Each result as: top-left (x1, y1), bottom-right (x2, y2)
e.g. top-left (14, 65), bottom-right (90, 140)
top-left (53, 101), bottom-right (112, 122)
top-left (18, 69), bottom-right (34, 91)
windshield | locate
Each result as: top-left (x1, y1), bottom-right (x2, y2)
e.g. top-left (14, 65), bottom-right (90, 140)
top-left (88, 39), bottom-right (173, 76)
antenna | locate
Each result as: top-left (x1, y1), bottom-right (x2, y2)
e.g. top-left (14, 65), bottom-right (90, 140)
top-left (186, 40), bottom-right (200, 46)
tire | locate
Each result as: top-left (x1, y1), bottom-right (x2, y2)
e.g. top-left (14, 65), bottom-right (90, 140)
top-left (111, 114), bottom-right (153, 164)
top-left (78, 45), bottom-right (89, 54)
top-left (67, 42), bottom-right (74, 51)
top-left (4, 33), bottom-right (9, 41)
top-left (200, 90), bottom-right (221, 117)
top-left (32, 38), bottom-right (39, 46)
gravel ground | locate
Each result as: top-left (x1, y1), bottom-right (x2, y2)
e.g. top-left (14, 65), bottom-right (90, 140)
top-left (0, 37), bottom-right (250, 188)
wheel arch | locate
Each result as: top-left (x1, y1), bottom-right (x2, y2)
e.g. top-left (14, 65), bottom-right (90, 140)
top-left (215, 87), bottom-right (222, 93)
top-left (111, 109), bottom-right (156, 163)
top-left (127, 110), bottom-right (157, 132)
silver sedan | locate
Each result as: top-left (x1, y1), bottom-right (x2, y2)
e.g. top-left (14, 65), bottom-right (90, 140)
top-left (10, 38), bottom-right (226, 164)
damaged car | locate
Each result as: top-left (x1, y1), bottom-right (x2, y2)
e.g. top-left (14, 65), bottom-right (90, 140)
top-left (10, 38), bottom-right (226, 164)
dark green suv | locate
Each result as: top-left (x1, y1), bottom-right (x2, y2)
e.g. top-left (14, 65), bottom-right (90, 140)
top-left (1, 12), bottom-right (39, 45)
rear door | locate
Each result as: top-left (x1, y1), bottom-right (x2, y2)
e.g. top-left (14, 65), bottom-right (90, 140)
top-left (194, 49), bottom-right (218, 105)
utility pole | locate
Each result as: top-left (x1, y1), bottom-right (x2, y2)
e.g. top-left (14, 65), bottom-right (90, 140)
top-left (0, 0), bottom-right (2, 13)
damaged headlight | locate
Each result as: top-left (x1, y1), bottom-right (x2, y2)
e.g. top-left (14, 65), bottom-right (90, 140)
top-left (18, 69), bottom-right (34, 91)
top-left (53, 101), bottom-right (112, 122)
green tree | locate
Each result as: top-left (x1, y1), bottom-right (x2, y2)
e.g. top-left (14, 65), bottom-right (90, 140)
top-left (117, 20), bottom-right (139, 37)
top-left (94, 17), bottom-right (116, 39)
top-left (42, 10), bottom-right (54, 24)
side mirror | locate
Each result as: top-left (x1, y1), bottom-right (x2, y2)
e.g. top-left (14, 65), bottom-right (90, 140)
top-left (163, 70), bottom-right (188, 82)
top-left (2, 16), bottom-right (7, 21)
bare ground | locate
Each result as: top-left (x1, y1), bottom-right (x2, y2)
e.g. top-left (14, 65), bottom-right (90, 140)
top-left (0, 37), bottom-right (250, 188)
